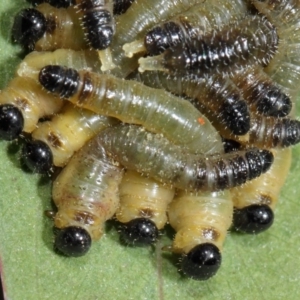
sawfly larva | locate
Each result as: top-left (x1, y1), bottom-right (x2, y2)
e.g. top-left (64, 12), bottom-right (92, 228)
top-left (117, 170), bottom-right (175, 245)
top-left (12, 4), bottom-right (85, 51)
top-left (22, 103), bottom-right (118, 172)
top-left (231, 148), bottom-right (291, 234)
top-left (123, 0), bottom-right (248, 57)
top-left (0, 76), bottom-right (63, 140)
top-left (96, 124), bottom-right (274, 192)
top-left (38, 65), bottom-right (223, 155)
top-left (132, 71), bottom-right (250, 135)
top-left (167, 190), bottom-right (233, 280)
top-left (50, 131), bottom-right (124, 256)
top-left (138, 15), bottom-right (278, 76)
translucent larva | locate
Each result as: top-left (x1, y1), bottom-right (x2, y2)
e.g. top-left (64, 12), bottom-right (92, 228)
top-left (132, 70), bottom-right (251, 135)
top-left (116, 170), bottom-right (175, 245)
top-left (231, 148), bottom-right (291, 234)
top-left (96, 124), bottom-right (274, 192)
top-left (167, 190), bottom-right (233, 280)
top-left (12, 4), bottom-right (85, 51)
top-left (138, 15), bottom-right (278, 76)
top-left (22, 103), bottom-right (118, 172)
top-left (0, 76), bottom-right (63, 140)
top-left (38, 65), bottom-right (223, 155)
top-left (123, 0), bottom-right (249, 57)
top-left (51, 132), bottom-right (124, 256)
top-left (16, 49), bottom-right (102, 81)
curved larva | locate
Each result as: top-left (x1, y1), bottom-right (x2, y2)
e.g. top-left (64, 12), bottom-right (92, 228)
top-left (30, 103), bottom-right (118, 167)
top-left (12, 4), bottom-right (85, 51)
top-left (231, 66), bottom-right (292, 117)
top-left (52, 133), bottom-right (124, 255)
top-left (97, 124), bottom-right (274, 192)
top-left (123, 0), bottom-right (249, 57)
top-left (38, 65), bottom-right (223, 155)
top-left (138, 15), bottom-right (278, 76)
top-left (0, 76), bottom-right (63, 140)
top-left (16, 50), bottom-right (102, 81)
top-left (133, 70), bottom-right (250, 136)
top-left (231, 148), bottom-right (291, 210)
top-left (167, 190), bottom-right (233, 280)
top-left (116, 170), bottom-right (175, 245)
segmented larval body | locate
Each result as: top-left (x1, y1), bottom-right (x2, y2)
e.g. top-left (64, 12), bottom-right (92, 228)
top-left (39, 66), bottom-right (223, 155)
top-left (31, 103), bottom-right (118, 167)
top-left (12, 4), bottom-right (85, 51)
top-left (97, 124), bottom-right (274, 192)
top-left (253, 0), bottom-right (300, 102)
top-left (167, 190), bottom-right (232, 280)
top-left (109, 0), bottom-right (209, 78)
top-left (168, 189), bottom-right (232, 253)
top-left (133, 70), bottom-right (250, 135)
top-left (75, 0), bottom-right (115, 50)
top-left (138, 15), bottom-right (278, 76)
top-left (52, 134), bottom-right (124, 241)
top-left (117, 170), bottom-right (174, 229)
top-left (209, 112), bottom-right (300, 149)
top-left (16, 50), bottom-right (102, 81)
top-left (123, 0), bottom-right (249, 57)
top-left (231, 148), bottom-right (291, 210)
top-left (0, 76), bottom-right (63, 139)
top-left (231, 66), bottom-right (292, 117)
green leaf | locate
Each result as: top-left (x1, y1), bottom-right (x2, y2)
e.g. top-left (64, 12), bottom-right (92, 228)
top-left (1, 2), bottom-right (300, 299)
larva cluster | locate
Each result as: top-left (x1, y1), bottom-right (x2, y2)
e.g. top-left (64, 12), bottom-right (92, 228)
top-left (0, 0), bottom-right (299, 285)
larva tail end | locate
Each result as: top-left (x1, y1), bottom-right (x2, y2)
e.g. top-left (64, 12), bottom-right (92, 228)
top-left (54, 226), bottom-right (92, 257)
top-left (259, 150), bottom-right (274, 173)
top-left (0, 104), bottom-right (24, 140)
top-left (122, 39), bottom-right (146, 58)
top-left (138, 54), bottom-right (166, 73)
top-left (119, 218), bottom-right (158, 246)
top-left (233, 204), bottom-right (274, 234)
top-left (21, 140), bottom-right (53, 174)
top-left (181, 243), bottom-right (221, 280)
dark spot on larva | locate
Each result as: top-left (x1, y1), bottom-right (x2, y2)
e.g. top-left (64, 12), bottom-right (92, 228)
top-left (15, 98), bottom-right (30, 111)
top-left (202, 228), bottom-right (220, 241)
top-left (47, 131), bottom-right (63, 148)
top-left (45, 16), bottom-right (57, 34)
top-left (73, 211), bottom-right (95, 225)
top-left (258, 194), bottom-right (273, 206)
top-left (139, 208), bottom-right (155, 219)
top-left (78, 73), bottom-right (93, 105)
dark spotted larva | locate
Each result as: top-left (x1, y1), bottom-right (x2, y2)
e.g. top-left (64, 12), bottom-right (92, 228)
top-left (22, 103), bottom-right (118, 172)
top-left (166, 190), bottom-right (233, 280)
top-left (123, 0), bottom-right (249, 57)
top-left (230, 66), bottom-right (292, 117)
top-left (116, 170), bottom-right (175, 245)
top-left (51, 131), bottom-right (124, 256)
top-left (96, 124), bottom-right (274, 192)
top-left (138, 15), bottom-right (278, 76)
top-left (231, 148), bottom-right (291, 234)
top-left (12, 4), bottom-right (85, 51)
top-left (38, 65), bottom-right (223, 155)
top-left (132, 70), bottom-right (251, 136)
top-left (0, 76), bottom-right (63, 140)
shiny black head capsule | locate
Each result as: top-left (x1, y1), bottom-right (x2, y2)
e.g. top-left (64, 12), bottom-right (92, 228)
top-left (12, 8), bottom-right (47, 50)
top-left (233, 204), bottom-right (274, 234)
top-left (21, 140), bottom-right (53, 173)
top-left (181, 243), bottom-right (222, 280)
top-left (55, 226), bottom-right (92, 257)
top-left (39, 65), bottom-right (80, 98)
top-left (0, 104), bottom-right (24, 140)
top-left (120, 218), bottom-right (159, 246)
